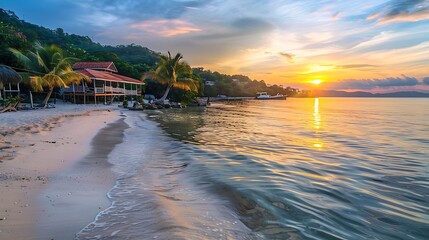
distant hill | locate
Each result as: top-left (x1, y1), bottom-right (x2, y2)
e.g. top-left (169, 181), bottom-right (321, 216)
top-left (0, 8), bottom-right (160, 79)
top-left (312, 90), bottom-right (429, 98)
top-left (0, 8), bottom-right (301, 98)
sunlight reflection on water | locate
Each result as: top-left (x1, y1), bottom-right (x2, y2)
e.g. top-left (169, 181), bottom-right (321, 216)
top-left (149, 98), bottom-right (429, 239)
top-left (77, 98), bottom-right (429, 240)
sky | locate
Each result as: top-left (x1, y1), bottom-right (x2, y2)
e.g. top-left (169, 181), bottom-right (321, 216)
top-left (1, 0), bottom-right (429, 92)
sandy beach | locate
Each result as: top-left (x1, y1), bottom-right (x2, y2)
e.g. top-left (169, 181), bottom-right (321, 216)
top-left (0, 101), bottom-right (127, 239)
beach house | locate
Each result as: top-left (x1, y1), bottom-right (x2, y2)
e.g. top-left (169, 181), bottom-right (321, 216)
top-left (62, 62), bottom-right (144, 104)
top-left (0, 64), bottom-right (22, 99)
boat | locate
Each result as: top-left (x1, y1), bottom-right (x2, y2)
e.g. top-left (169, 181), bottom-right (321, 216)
top-left (255, 92), bottom-right (287, 100)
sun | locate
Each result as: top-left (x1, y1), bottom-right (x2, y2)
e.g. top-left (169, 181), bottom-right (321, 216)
top-left (311, 79), bottom-right (323, 85)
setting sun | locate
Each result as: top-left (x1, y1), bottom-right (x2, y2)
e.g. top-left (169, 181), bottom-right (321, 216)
top-left (311, 79), bottom-right (323, 85)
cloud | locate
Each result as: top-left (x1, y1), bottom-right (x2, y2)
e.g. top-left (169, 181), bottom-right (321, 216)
top-left (232, 17), bottom-right (273, 32)
top-left (3, 0), bottom-right (428, 85)
top-left (130, 19), bottom-right (201, 37)
top-left (423, 77), bottom-right (429, 85)
top-left (192, 17), bottom-right (273, 43)
top-left (331, 11), bottom-right (340, 20)
top-left (327, 75), bottom-right (421, 90)
top-left (279, 52), bottom-right (295, 62)
top-left (368, 0), bottom-right (429, 24)
top-left (73, 0), bottom-right (210, 20)
top-left (337, 64), bottom-right (378, 69)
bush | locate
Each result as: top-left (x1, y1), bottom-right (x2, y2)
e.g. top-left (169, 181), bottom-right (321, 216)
top-left (180, 91), bottom-right (197, 105)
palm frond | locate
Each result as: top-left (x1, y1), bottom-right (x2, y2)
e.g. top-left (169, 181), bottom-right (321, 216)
top-left (11, 42), bottom-right (85, 93)
top-left (61, 71), bottom-right (90, 86)
top-left (36, 51), bottom-right (49, 73)
top-left (33, 41), bottom-right (43, 50)
top-left (42, 73), bottom-right (67, 89)
top-left (176, 77), bottom-right (198, 91)
top-left (29, 76), bottom-right (44, 92)
top-left (172, 81), bottom-right (191, 91)
top-left (148, 51), bottom-right (201, 94)
top-left (9, 48), bottom-right (33, 69)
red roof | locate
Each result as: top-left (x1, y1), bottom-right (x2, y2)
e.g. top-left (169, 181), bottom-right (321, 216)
top-left (72, 62), bottom-right (117, 72)
top-left (76, 69), bottom-right (144, 85)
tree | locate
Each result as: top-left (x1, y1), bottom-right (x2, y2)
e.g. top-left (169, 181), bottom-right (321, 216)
top-left (0, 21), bottom-right (32, 68)
top-left (144, 51), bottom-right (198, 102)
top-left (10, 42), bottom-right (89, 107)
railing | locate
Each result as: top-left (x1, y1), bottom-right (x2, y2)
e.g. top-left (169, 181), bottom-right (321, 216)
top-left (104, 87), bottom-right (125, 93)
top-left (62, 86), bottom-right (85, 93)
top-left (105, 86), bottom-right (113, 92)
top-left (95, 87), bottom-right (104, 93)
top-left (125, 89), bottom-right (137, 95)
top-left (113, 87), bottom-right (124, 93)
top-left (63, 85), bottom-right (138, 95)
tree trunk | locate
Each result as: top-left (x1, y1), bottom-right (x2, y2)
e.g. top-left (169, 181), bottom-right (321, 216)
top-left (42, 88), bottom-right (54, 108)
top-left (159, 85), bottom-right (172, 102)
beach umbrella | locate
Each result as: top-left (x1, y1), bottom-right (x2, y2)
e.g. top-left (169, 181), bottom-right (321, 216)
top-left (0, 65), bottom-right (22, 84)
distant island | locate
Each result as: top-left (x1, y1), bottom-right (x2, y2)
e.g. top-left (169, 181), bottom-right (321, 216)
top-left (309, 90), bottom-right (429, 98)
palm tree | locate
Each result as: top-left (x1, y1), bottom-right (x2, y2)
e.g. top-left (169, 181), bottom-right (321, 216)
top-left (10, 42), bottom-right (89, 107)
top-left (144, 51), bottom-right (199, 102)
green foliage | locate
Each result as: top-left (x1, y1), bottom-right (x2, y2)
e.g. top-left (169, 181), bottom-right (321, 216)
top-left (0, 8), bottom-right (301, 102)
top-left (179, 91), bottom-right (198, 105)
top-left (193, 68), bottom-right (299, 97)
top-left (1, 95), bottom-right (23, 107)
top-left (145, 52), bottom-right (200, 101)
top-left (10, 42), bottom-right (90, 106)
top-left (0, 20), bottom-right (32, 68)
top-left (0, 9), bottom-right (159, 81)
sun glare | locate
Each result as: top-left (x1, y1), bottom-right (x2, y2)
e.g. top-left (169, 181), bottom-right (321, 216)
top-left (311, 79), bottom-right (323, 85)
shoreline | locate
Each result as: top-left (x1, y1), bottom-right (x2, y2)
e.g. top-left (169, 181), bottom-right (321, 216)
top-left (0, 104), bottom-right (126, 239)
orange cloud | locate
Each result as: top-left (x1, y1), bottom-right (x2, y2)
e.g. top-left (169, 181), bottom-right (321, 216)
top-left (130, 19), bottom-right (201, 37)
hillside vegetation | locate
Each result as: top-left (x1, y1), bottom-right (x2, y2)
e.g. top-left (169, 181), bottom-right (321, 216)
top-left (0, 9), bottom-right (299, 98)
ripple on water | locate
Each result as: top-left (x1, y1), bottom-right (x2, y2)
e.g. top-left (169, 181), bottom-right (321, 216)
top-left (81, 99), bottom-right (429, 239)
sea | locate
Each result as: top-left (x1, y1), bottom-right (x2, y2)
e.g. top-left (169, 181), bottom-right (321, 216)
top-left (76, 98), bottom-right (429, 240)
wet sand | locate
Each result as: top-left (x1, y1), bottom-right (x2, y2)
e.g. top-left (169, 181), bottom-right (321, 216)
top-left (0, 109), bottom-right (128, 239)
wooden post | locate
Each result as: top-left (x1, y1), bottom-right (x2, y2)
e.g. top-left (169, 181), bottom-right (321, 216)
top-left (17, 83), bottom-right (20, 97)
top-left (73, 83), bottom-right (76, 104)
top-left (83, 81), bottom-right (86, 105)
top-left (30, 91), bottom-right (34, 108)
top-left (93, 79), bottom-right (97, 104)
top-left (8, 83), bottom-right (11, 98)
top-left (104, 81), bottom-right (106, 104)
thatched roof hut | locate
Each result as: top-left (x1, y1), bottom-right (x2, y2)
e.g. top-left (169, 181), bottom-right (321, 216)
top-left (0, 64), bottom-right (22, 84)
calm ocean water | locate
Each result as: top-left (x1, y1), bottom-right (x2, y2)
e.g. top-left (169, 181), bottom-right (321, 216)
top-left (77, 98), bottom-right (429, 239)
